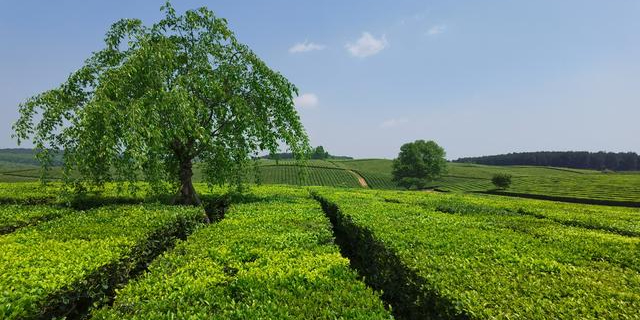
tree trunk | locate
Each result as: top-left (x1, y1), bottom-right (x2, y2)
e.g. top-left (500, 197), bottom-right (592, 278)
top-left (175, 158), bottom-right (201, 206)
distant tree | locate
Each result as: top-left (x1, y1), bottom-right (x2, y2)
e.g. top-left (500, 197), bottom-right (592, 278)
top-left (392, 140), bottom-right (447, 189)
top-left (311, 146), bottom-right (329, 160)
top-left (455, 151), bottom-right (640, 171)
top-left (13, 2), bottom-right (310, 205)
top-left (604, 153), bottom-right (619, 171)
top-left (491, 173), bottom-right (512, 190)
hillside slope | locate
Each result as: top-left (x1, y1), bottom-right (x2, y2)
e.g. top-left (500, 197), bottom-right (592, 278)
top-left (1, 149), bottom-right (639, 204)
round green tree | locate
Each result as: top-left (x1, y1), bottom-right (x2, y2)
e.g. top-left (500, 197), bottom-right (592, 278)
top-left (392, 140), bottom-right (447, 189)
top-left (491, 173), bottom-right (512, 190)
top-left (13, 2), bottom-right (310, 205)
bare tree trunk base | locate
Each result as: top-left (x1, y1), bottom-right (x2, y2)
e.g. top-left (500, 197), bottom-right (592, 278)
top-left (172, 150), bottom-right (209, 222)
top-left (174, 182), bottom-right (201, 206)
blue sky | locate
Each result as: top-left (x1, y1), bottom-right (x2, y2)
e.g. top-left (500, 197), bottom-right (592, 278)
top-left (1, 0), bottom-right (639, 159)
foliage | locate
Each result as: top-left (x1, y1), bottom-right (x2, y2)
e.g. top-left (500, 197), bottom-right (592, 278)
top-left (311, 145), bottom-right (329, 159)
top-left (0, 204), bottom-right (72, 234)
top-left (334, 161), bottom-right (640, 204)
top-left (314, 187), bottom-right (640, 319)
top-left (0, 182), bottom-right (59, 204)
top-left (13, 2), bottom-right (309, 204)
top-left (455, 151), bottom-right (640, 171)
top-left (491, 173), bottom-right (512, 189)
top-left (0, 204), bottom-right (204, 319)
top-left (1, 183), bottom-right (640, 318)
top-left (3, 155), bottom-right (640, 205)
top-left (93, 186), bottom-right (391, 319)
top-left (381, 190), bottom-right (640, 236)
top-left (392, 140), bottom-right (447, 189)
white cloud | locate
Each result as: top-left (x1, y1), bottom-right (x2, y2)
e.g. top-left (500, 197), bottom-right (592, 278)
top-left (427, 25), bottom-right (446, 36)
top-left (294, 93), bottom-right (319, 109)
top-left (289, 41), bottom-right (325, 53)
top-left (380, 118), bottom-right (408, 128)
top-left (345, 32), bottom-right (388, 58)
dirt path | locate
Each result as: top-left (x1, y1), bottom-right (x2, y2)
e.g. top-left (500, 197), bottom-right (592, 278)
top-left (347, 170), bottom-right (369, 188)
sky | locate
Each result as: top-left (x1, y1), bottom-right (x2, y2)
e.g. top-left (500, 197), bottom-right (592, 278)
top-left (1, 0), bottom-right (639, 159)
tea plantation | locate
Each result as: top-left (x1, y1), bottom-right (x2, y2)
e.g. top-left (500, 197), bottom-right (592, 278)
top-left (1, 182), bottom-right (639, 319)
top-left (3, 154), bottom-right (640, 205)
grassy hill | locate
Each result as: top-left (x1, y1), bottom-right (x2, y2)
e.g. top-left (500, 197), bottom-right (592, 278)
top-left (247, 159), bottom-right (640, 204)
top-left (1, 149), bottom-right (639, 205)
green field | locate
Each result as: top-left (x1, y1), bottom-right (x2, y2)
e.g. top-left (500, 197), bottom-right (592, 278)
top-left (92, 186), bottom-right (391, 319)
top-left (245, 159), bottom-right (640, 204)
top-left (3, 155), bottom-right (640, 205)
top-left (0, 202), bottom-right (204, 319)
top-left (4, 1), bottom-right (637, 318)
top-left (249, 159), bottom-right (640, 204)
top-left (1, 183), bottom-right (639, 319)
top-left (312, 187), bottom-right (640, 319)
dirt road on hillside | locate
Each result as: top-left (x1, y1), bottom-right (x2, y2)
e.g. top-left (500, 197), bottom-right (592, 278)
top-left (347, 170), bottom-right (369, 188)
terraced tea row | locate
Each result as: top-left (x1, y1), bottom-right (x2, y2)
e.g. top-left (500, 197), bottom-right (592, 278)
top-left (0, 182), bottom-right (58, 204)
top-left (313, 188), bottom-right (640, 319)
top-left (0, 204), bottom-right (73, 234)
top-left (503, 175), bottom-right (640, 203)
top-left (256, 165), bottom-right (362, 188)
top-left (93, 186), bottom-right (391, 319)
top-left (378, 190), bottom-right (640, 237)
top-left (0, 204), bottom-right (204, 319)
top-left (3, 158), bottom-right (640, 206)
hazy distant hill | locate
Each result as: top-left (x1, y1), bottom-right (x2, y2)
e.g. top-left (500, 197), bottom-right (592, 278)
top-left (0, 148), bottom-right (63, 166)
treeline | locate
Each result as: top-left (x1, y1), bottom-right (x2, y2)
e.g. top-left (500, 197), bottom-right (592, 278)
top-left (260, 146), bottom-right (353, 160)
top-left (455, 151), bottom-right (640, 171)
top-left (261, 153), bottom-right (353, 160)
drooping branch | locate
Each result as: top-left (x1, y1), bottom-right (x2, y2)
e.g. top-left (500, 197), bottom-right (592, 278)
top-left (13, 2), bottom-right (311, 201)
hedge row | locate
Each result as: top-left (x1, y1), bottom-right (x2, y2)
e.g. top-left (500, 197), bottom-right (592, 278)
top-left (313, 188), bottom-right (640, 319)
top-left (93, 186), bottom-right (392, 319)
top-left (0, 204), bottom-right (73, 234)
top-left (378, 190), bottom-right (640, 237)
top-left (0, 204), bottom-right (205, 319)
top-left (0, 182), bottom-right (169, 207)
top-left (0, 182), bottom-right (58, 204)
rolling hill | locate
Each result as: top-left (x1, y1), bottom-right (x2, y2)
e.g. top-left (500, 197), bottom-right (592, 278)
top-left (1, 149), bottom-right (639, 205)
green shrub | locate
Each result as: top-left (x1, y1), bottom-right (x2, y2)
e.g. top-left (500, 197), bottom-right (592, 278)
top-left (0, 204), bottom-right (73, 234)
top-left (93, 186), bottom-right (391, 319)
top-left (491, 173), bottom-right (512, 189)
top-left (384, 190), bottom-right (640, 237)
top-left (0, 182), bottom-right (59, 204)
top-left (0, 204), bottom-right (204, 319)
top-left (314, 188), bottom-right (640, 319)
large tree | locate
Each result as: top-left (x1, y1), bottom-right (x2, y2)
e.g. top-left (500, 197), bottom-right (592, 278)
top-left (13, 2), bottom-right (310, 205)
top-left (392, 140), bottom-right (447, 189)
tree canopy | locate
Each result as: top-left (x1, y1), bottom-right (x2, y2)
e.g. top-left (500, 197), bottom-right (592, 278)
top-left (13, 2), bottom-right (310, 204)
top-left (491, 173), bottom-right (512, 190)
top-left (455, 151), bottom-right (640, 171)
top-left (392, 140), bottom-right (447, 189)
